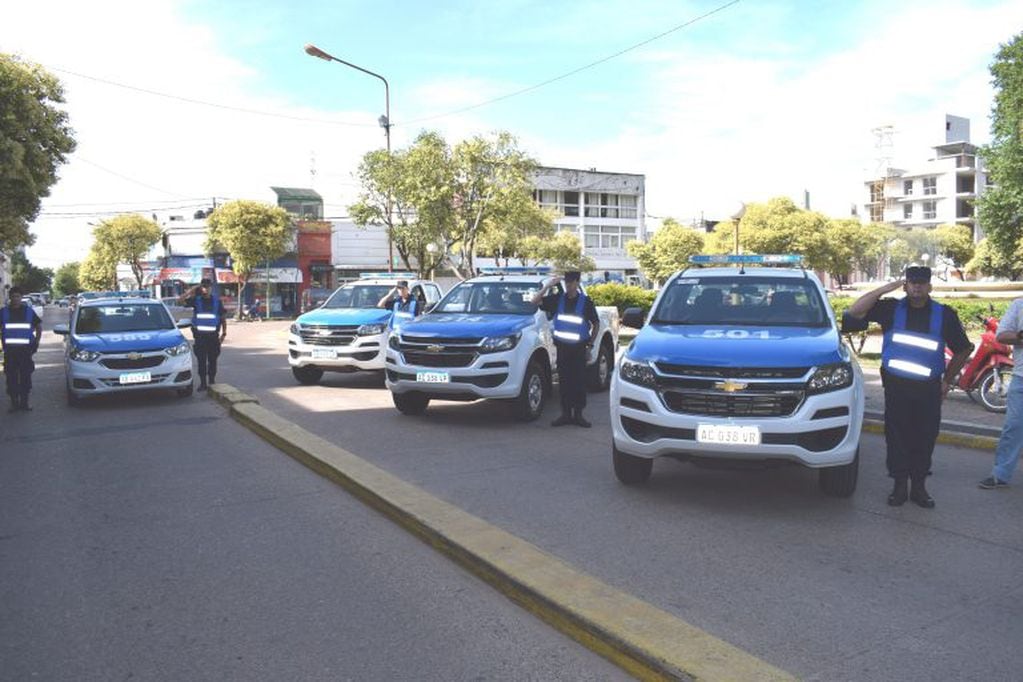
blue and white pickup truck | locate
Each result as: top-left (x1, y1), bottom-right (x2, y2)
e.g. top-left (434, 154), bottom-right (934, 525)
top-left (610, 255), bottom-right (864, 496)
top-left (288, 275), bottom-right (443, 384)
top-left (53, 296), bottom-right (195, 406)
top-left (385, 269), bottom-right (619, 421)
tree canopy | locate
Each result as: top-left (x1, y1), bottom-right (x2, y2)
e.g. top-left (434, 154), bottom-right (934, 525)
top-left (11, 251), bottom-right (53, 292)
top-left (978, 32), bottom-right (1023, 266)
top-left (78, 249), bottom-right (116, 291)
top-left (627, 218), bottom-right (704, 283)
top-left (52, 261), bottom-right (81, 297)
top-left (90, 214), bottom-right (163, 289)
top-left (0, 54), bottom-right (77, 251)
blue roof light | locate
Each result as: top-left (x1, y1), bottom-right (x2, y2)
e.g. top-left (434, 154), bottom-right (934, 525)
top-left (689, 254), bottom-right (803, 265)
top-left (477, 266), bottom-right (552, 275)
top-left (358, 272), bottom-right (418, 280)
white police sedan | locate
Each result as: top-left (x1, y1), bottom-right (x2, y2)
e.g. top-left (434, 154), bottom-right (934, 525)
top-left (53, 297), bottom-right (195, 406)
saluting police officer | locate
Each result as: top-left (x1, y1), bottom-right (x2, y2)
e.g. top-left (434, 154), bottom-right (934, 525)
top-left (377, 279), bottom-right (420, 323)
top-left (179, 278), bottom-right (227, 391)
top-left (843, 266), bottom-right (973, 508)
top-left (1, 286), bottom-right (44, 412)
top-left (532, 271), bottom-right (599, 427)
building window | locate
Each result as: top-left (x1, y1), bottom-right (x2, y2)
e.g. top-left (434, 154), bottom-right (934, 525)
top-left (600, 193), bottom-right (619, 218)
top-left (584, 193), bottom-right (602, 218)
top-left (923, 201), bottom-right (936, 220)
top-left (620, 195), bottom-right (638, 219)
top-left (923, 177), bottom-right (937, 195)
top-left (904, 203), bottom-right (913, 219)
top-left (584, 227), bottom-right (600, 248)
top-left (563, 191), bottom-right (579, 217)
top-left (903, 180), bottom-right (913, 196)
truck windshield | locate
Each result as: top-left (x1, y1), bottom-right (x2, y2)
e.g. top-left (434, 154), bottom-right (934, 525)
top-left (322, 285), bottom-right (392, 309)
top-left (435, 281), bottom-right (540, 315)
top-left (75, 304), bottom-right (174, 334)
top-left (651, 277), bottom-right (829, 327)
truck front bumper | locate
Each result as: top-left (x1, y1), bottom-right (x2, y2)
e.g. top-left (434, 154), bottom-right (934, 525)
top-left (288, 332), bottom-right (386, 371)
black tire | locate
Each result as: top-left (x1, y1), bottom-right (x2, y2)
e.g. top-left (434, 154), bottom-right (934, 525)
top-left (292, 366), bottom-right (323, 385)
top-left (819, 447), bottom-right (859, 497)
top-left (977, 366), bottom-right (1012, 413)
top-left (613, 445), bottom-right (653, 485)
top-left (393, 391), bottom-right (430, 416)
top-left (587, 339), bottom-right (614, 393)
top-left (177, 384), bottom-right (194, 398)
top-left (512, 360), bottom-right (547, 421)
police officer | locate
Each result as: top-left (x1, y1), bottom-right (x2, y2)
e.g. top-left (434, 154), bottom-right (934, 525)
top-left (377, 279), bottom-right (420, 325)
top-left (1, 286), bottom-right (43, 412)
top-left (843, 266), bottom-right (973, 508)
top-left (179, 279), bottom-right (227, 391)
top-left (532, 271), bottom-right (599, 427)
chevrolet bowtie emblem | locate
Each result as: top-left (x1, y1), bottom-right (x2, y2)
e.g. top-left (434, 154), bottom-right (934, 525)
top-left (714, 380), bottom-right (748, 392)
top-left (127, 352), bottom-right (143, 360)
top-left (426, 344), bottom-right (444, 353)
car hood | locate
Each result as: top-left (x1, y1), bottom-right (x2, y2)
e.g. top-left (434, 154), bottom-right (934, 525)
top-left (399, 313), bottom-right (534, 338)
top-left (296, 307), bottom-right (392, 326)
top-left (628, 323), bottom-right (844, 368)
top-left (72, 328), bottom-right (186, 353)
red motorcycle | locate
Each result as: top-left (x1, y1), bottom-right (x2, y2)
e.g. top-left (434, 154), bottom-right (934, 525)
top-left (945, 309), bottom-right (1014, 412)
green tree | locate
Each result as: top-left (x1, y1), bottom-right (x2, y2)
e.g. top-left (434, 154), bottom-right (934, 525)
top-left (206, 200), bottom-right (293, 319)
top-left (520, 231), bottom-right (594, 272)
top-left (704, 220), bottom-right (739, 254)
top-left (479, 198), bottom-right (555, 266)
top-left (79, 249), bottom-right (116, 291)
top-left (52, 261), bottom-right (81, 297)
top-left (978, 32), bottom-right (1023, 266)
top-left (11, 250), bottom-right (53, 292)
top-left (934, 224), bottom-right (976, 279)
top-left (965, 237), bottom-right (1021, 279)
top-left (349, 146), bottom-right (419, 272)
top-left (627, 219), bottom-right (705, 283)
top-left (91, 214), bottom-right (163, 289)
top-left (0, 54), bottom-right (77, 251)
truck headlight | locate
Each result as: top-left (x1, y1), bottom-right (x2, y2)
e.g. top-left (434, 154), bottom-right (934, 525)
top-left (358, 323), bottom-right (386, 336)
top-left (388, 334), bottom-right (401, 350)
top-left (620, 357), bottom-right (656, 388)
top-left (165, 341), bottom-right (192, 357)
top-left (480, 333), bottom-right (520, 353)
top-left (806, 362), bottom-right (853, 395)
top-left (289, 323), bottom-right (300, 335)
top-left (70, 346), bottom-right (101, 362)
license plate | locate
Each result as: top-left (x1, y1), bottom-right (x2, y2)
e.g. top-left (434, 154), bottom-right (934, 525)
top-left (312, 348), bottom-right (337, 360)
top-left (696, 424), bottom-right (761, 446)
top-left (118, 371), bottom-right (152, 385)
top-left (416, 371), bottom-right (450, 383)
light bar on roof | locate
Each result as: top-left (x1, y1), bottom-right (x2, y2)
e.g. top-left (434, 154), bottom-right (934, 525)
top-left (358, 272), bottom-right (417, 279)
top-left (689, 254), bottom-right (802, 265)
top-left (477, 266), bottom-right (552, 275)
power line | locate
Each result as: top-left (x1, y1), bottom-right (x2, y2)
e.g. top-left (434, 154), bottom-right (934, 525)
top-left (75, 157), bottom-right (189, 197)
top-left (49, 65), bottom-right (378, 128)
top-left (399, 0), bottom-right (742, 125)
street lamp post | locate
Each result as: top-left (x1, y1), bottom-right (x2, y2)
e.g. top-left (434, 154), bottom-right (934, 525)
top-left (304, 43), bottom-right (394, 270)
top-left (730, 202), bottom-right (747, 255)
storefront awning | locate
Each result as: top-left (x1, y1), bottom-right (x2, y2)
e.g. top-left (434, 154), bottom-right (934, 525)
top-left (246, 267), bottom-right (302, 284)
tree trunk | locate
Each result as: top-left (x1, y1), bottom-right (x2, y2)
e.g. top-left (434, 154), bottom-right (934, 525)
top-left (237, 279), bottom-right (246, 320)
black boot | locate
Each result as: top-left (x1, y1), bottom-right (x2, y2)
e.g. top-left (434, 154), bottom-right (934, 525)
top-left (910, 479), bottom-right (935, 508)
top-left (20, 396), bottom-right (32, 411)
top-left (573, 409), bottom-right (591, 428)
top-left (887, 479), bottom-right (908, 506)
top-left (198, 380), bottom-right (208, 392)
top-left (7, 398), bottom-right (18, 413)
top-left (551, 412), bottom-right (573, 427)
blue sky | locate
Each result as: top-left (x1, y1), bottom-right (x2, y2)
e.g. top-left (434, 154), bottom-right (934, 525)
top-left (2, 0), bottom-right (1021, 267)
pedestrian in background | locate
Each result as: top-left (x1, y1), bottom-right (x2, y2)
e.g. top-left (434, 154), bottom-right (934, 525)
top-left (843, 266), bottom-right (973, 508)
top-left (1, 286), bottom-right (43, 412)
top-left (179, 278), bottom-right (227, 391)
top-left (532, 271), bottom-right (598, 427)
top-left (979, 295), bottom-right (1023, 490)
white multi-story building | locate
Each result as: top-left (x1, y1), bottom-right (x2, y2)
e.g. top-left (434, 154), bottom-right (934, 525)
top-left (532, 166), bottom-right (646, 282)
top-left (862, 115), bottom-right (990, 239)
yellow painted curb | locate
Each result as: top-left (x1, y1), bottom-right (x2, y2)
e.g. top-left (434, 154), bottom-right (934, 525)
top-left (208, 384), bottom-right (259, 409)
top-left (214, 384), bottom-right (793, 682)
top-left (862, 420), bottom-right (998, 451)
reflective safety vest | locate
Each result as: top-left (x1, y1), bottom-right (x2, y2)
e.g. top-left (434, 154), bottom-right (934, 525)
top-left (389, 297), bottom-right (417, 331)
top-left (881, 299), bottom-right (946, 381)
top-left (193, 296), bottom-right (222, 335)
top-left (553, 293), bottom-right (589, 345)
top-left (1, 305), bottom-right (35, 349)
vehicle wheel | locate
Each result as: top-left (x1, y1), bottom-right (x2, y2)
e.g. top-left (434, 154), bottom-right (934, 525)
top-left (978, 366), bottom-right (1012, 413)
top-left (613, 445), bottom-right (652, 485)
top-left (512, 360), bottom-right (547, 421)
top-left (587, 340), bottom-right (614, 393)
top-left (393, 391), bottom-right (430, 416)
top-left (177, 384), bottom-right (194, 398)
top-left (292, 366), bottom-right (324, 385)
top-left (819, 447), bottom-right (859, 497)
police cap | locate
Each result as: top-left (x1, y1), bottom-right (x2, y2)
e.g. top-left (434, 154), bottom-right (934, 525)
top-left (904, 266), bottom-right (931, 283)
top-left (563, 271), bottom-right (581, 282)
top-left (396, 279), bottom-right (409, 288)
top-left (200, 277), bottom-right (213, 286)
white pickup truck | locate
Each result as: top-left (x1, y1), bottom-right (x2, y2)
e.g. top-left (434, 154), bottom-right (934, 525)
top-left (385, 270), bottom-right (619, 420)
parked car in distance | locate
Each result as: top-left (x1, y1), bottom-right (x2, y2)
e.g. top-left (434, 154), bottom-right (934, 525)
top-left (161, 297), bottom-right (193, 324)
top-left (300, 287), bottom-right (333, 314)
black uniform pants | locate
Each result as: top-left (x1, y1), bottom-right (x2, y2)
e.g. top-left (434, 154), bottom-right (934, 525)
top-left (193, 334), bottom-right (221, 383)
top-left (556, 342), bottom-right (587, 413)
top-left (882, 375), bottom-right (942, 481)
top-left (3, 348), bottom-right (34, 400)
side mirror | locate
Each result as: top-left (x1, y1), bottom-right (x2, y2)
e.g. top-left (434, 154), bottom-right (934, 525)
top-left (622, 307), bottom-right (646, 329)
top-left (176, 318), bottom-right (192, 328)
top-left (53, 323), bottom-right (69, 335)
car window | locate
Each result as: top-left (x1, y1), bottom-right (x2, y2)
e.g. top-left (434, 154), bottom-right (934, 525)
top-left (75, 304), bottom-right (174, 334)
top-left (652, 276), bottom-right (828, 327)
top-left (323, 284), bottom-right (392, 309)
top-left (425, 284), bottom-right (441, 304)
top-left (435, 281), bottom-right (541, 315)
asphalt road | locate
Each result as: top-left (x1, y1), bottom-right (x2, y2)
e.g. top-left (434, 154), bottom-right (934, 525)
top-left (216, 320), bottom-right (1023, 681)
top-left (0, 315), bottom-right (626, 681)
